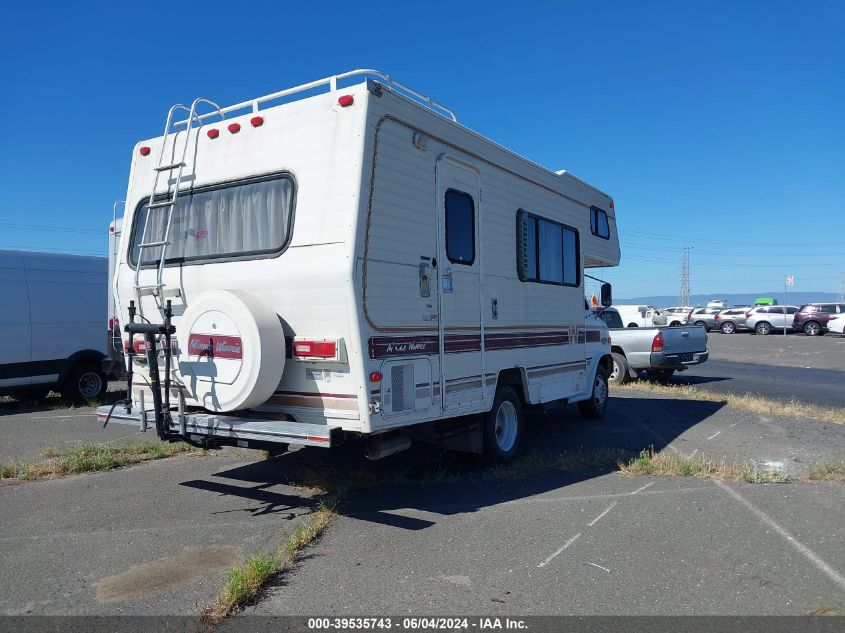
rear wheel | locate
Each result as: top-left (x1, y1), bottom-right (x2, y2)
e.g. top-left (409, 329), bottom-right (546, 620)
top-left (721, 321), bottom-right (736, 334)
top-left (627, 323), bottom-right (639, 328)
top-left (483, 386), bottom-right (523, 462)
top-left (579, 370), bottom-right (609, 420)
top-left (804, 321), bottom-right (822, 336)
top-left (755, 322), bottom-right (772, 336)
top-left (60, 363), bottom-right (106, 404)
top-left (608, 352), bottom-right (631, 385)
top-left (694, 320), bottom-right (708, 330)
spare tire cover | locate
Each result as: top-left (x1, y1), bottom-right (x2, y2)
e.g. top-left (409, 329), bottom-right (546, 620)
top-left (177, 289), bottom-right (285, 412)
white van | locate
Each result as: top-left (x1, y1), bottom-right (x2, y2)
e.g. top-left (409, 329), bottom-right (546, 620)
top-left (0, 250), bottom-right (108, 401)
top-left (612, 304), bottom-right (667, 328)
top-left (100, 69), bottom-right (620, 461)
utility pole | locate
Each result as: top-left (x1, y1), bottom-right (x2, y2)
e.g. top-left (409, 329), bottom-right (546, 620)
top-left (680, 246), bottom-right (693, 306)
top-left (839, 272), bottom-right (845, 302)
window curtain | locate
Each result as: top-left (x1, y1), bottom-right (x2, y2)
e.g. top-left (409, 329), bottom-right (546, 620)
top-left (134, 177), bottom-right (292, 265)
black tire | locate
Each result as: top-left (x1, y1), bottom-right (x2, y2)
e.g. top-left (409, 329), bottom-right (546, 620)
top-left (608, 352), bottom-right (631, 385)
top-left (803, 321), bottom-right (822, 336)
top-left (694, 321), bottom-right (708, 330)
top-left (60, 363), bottom-right (107, 404)
top-left (645, 369), bottom-right (675, 383)
top-left (755, 322), bottom-right (771, 336)
top-left (721, 321), bottom-right (736, 334)
top-left (627, 323), bottom-right (639, 328)
top-left (483, 386), bottom-right (523, 462)
top-left (669, 320), bottom-right (681, 327)
top-left (579, 369), bottom-right (609, 420)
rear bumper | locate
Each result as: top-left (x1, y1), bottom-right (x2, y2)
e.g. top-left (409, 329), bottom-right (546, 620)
top-left (649, 350), bottom-right (709, 371)
top-left (96, 406), bottom-right (342, 448)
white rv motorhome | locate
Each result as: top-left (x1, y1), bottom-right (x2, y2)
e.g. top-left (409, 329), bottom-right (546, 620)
top-left (100, 70), bottom-right (621, 461)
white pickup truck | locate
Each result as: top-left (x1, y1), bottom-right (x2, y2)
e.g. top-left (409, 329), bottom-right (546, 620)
top-left (595, 307), bottom-right (709, 384)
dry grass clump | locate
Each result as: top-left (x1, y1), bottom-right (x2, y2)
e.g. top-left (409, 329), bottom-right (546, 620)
top-left (618, 447), bottom-right (790, 483)
top-left (617, 382), bottom-right (845, 425)
top-left (0, 441), bottom-right (204, 482)
top-left (807, 461), bottom-right (845, 482)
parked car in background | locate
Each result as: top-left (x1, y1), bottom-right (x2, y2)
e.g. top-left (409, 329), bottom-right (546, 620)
top-left (0, 250), bottom-right (108, 402)
top-left (745, 305), bottom-right (799, 335)
top-left (687, 307), bottom-right (721, 331)
top-left (792, 303), bottom-right (845, 336)
top-left (613, 304), bottom-right (668, 328)
top-left (660, 306), bottom-right (693, 326)
top-left (713, 306), bottom-right (752, 334)
top-left (595, 307), bottom-right (708, 384)
top-left (827, 314), bottom-right (845, 335)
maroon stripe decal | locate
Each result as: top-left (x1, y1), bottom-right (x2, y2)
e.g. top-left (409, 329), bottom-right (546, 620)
top-left (368, 335), bottom-right (439, 359)
top-left (274, 390), bottom-right (358, 399)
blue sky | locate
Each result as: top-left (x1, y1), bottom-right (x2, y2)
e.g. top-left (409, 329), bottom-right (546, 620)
top-left (0, 1), bottom-right (842, 299)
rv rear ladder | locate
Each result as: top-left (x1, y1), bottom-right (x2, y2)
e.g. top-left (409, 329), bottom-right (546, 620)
top-left (132, 98), bottom-right (224, 315)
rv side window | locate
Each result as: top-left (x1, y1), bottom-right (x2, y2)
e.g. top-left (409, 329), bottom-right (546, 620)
top-left (517, 210), bottom-right (580, 287)
top-left (590, 206), bottom-right (610, 239)
top-left (444, 189), bottom-right (475, 265)
top-left (130, 172), bottom-right (295, 267)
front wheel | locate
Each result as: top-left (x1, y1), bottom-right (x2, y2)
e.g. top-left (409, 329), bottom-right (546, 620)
top-left (579, 370), bottom-right (609, 420)
top-left (60, 363), bottom-right (106, 404)
top-left (721, 321), bottom-right (736, 334)
top-left (483, 386), bottom-right (523, 462)
top-left (694, 321), bottom-right (708, 330)
top-left (755, 322), bottom-right (772, 335)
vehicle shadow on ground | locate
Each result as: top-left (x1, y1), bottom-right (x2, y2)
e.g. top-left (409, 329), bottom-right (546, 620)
top-left (180, 395), bottom-right (725, 531)
top-left (0, 389), bottom-right (124, 418)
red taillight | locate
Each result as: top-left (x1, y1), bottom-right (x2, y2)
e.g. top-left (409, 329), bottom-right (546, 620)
top-left (714, 314), bottom-right (721, 320)
top-left (369, 371), bottom-right (383, 382)
top-left (250, 116), bottom-right (264, 127)
top-left (338, 94), bottom-right (354, 107)
top-left (139, 146), bottom-right (151, 156)
top-left (651, 331), bottom-right (664, 353)
top-left (108, 317), bottom-right (119, 330)
top-left (293, 339), bottom-right (337, 359)
top-left (227, 123), bottom-right (241, 134)
top-left (745, 312), bottom-right (752, 318)
top-left (207, 129), bottom-right (220, 139)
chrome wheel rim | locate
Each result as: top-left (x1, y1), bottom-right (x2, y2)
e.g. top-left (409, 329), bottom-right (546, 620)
top-left (610, 360), bottom-right (620, 381)
top-left (593, 375), bottom-right (608, 409)
top-left (723, 323), bottom-right (734, 333)
top-left (78, 371), bottom-right (102, 399)
top-left (494, 400), bottom-right (518, 452)
top-left (807, 323), bottom-right (819, 335)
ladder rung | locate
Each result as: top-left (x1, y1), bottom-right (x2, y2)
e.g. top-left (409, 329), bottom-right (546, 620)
top-left (147, 200), bottom-right (175, 209)
top-left (138, 240), bottom-right (170, 248)
top-left (154, 162), bottom-right (186, 172)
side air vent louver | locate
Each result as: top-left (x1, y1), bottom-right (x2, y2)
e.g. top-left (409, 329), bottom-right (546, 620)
top-left (390, 363), bottom-right (415, 413)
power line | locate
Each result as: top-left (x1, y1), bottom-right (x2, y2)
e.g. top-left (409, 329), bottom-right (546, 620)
top-left (0, 222), bottom-right (103, 235)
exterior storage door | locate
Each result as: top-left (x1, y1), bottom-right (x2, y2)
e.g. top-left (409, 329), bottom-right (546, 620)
top-left (435, 157), bottom-right (484, 413)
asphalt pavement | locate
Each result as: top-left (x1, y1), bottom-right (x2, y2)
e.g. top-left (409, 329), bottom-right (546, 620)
top-left (2, 333), bottom-right (845, 619)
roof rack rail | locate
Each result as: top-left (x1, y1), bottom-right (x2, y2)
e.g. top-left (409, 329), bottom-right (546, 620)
top-left (173, 69), bottom-right (457, 129)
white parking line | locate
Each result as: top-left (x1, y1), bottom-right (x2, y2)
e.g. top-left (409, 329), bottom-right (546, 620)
top-left (588, 562), bottom-right (610, 573)
top-left (689, 448), bottom-right (698, 458)
top-left (714, 480), bottom-right (845, 593)
top-left (588, 501), bottom-right (618, 526)
top-left (706, 431), bottom-right (721, 440)
top-left (537, 533), bottom-right (582, 568)
top-left (630, 482), bottom-right (654, 495)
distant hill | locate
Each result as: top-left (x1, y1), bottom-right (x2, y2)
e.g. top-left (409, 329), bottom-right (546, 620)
top-left (616, 292), bottom-right (840, 307)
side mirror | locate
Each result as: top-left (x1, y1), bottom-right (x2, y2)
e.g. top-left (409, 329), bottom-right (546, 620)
top-left (600, 283), bottom-right (613, 308)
